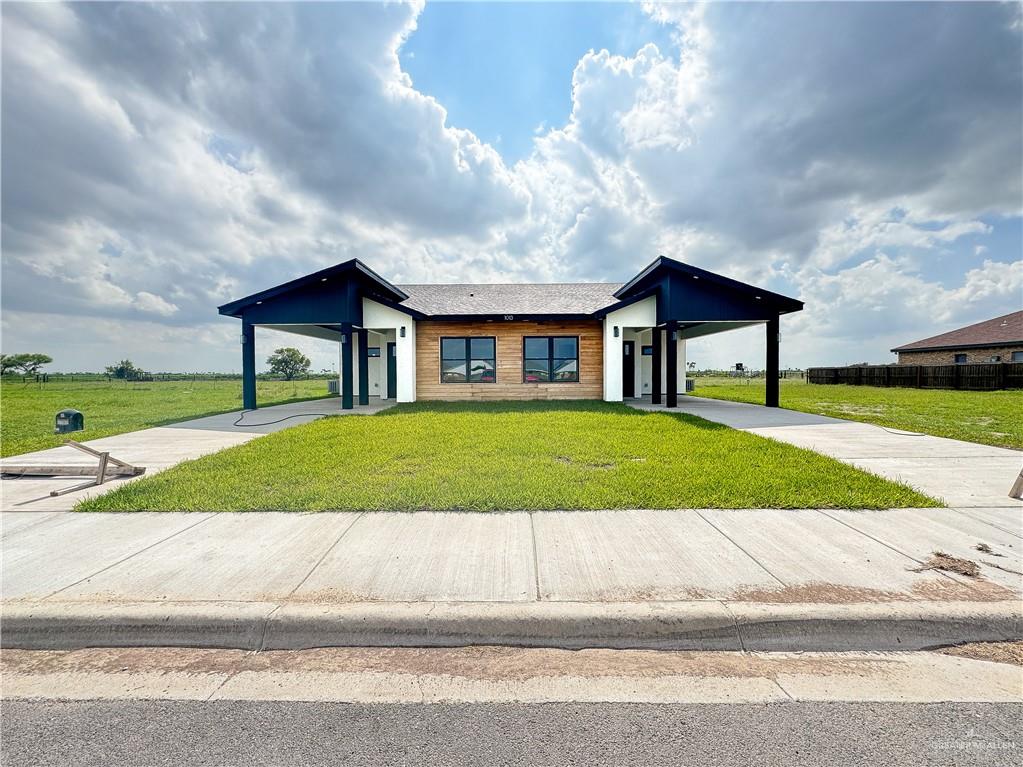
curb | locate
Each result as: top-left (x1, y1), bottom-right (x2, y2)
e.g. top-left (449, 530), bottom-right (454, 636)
top-left (2, 600), bottom-right (1020, 653)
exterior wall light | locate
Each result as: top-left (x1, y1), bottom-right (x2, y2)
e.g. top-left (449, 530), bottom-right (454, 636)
top-left (400, 326), bottom-right (406, 338)
top-left (613, 326), bottom-right (620, 338)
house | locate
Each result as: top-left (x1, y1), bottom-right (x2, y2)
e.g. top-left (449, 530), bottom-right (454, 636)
top-left (891, 311), bottom-right (1023, 365)
top-left (218, 256), bottom-right (803, 409)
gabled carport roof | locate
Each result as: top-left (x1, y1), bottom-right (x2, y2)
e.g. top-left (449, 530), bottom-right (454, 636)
top-left (613, 255), bottom-right (804, 315)
top-left (218, 258), bottom-right (408, 318)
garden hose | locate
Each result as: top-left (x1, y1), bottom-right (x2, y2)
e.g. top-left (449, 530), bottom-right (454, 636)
top-left (231, 409), bottom-right (337, 428)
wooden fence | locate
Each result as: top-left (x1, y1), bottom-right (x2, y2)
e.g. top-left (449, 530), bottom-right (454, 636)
top-left (807, 363), bottom-right (1023, 390)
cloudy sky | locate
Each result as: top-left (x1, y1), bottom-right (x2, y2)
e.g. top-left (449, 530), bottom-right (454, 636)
top-left (2, 1), bottom-right (1020, 373)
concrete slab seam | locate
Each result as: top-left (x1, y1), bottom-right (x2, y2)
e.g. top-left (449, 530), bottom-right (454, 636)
top-left (816, 509), bottom-right (959, 580)
top-left (718, 599), bottom-right (747, 653)
top-left (951, 508), bottom-right (1023, 539)
top-left (282, 512), bottom-right (366, 600)
top-left (527, 512), bottom-right (542, 602)
top-left (694, 510), bottom-right (787, 588)
top-left (41, 513), bottom-right (216, 600)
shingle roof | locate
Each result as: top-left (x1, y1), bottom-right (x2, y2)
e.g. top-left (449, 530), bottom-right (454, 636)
top-left (891, 310), bottom-right (1023, 352)
top-left (397, 283), bottom-right (623, 316)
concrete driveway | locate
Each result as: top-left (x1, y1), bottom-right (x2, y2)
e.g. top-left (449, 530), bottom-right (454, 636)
top-left (0, 397), bottom-right (393, 511)
top-left (630, 396), bottom-right (1023, 508)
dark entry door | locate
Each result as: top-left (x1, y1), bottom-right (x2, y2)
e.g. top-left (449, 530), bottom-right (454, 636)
top-left (386, 342), bottom-right (397, 399)
top-left (622, 341), bottom-right (635, 398)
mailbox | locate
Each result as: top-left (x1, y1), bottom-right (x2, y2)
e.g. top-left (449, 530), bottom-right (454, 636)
top-left (54, 409), bottom-right (84, 434)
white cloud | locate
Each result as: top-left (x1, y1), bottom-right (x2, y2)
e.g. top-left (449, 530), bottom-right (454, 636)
top-left (1, 1), bottom-right (1020, 372)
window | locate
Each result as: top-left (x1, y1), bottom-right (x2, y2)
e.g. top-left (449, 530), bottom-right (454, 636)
top-left (953, 353), bottom-right (967, 364)
top-left (440, 337), bottom-right (496, 383)
top-left (367, 347), bottom-right (381, 358)
top-left (1013, 352), bottom-right (1023, 362)
top-left (523, 336), bottom-right (579, 383)
top-left (989, 355), bottom-right (1002, 363)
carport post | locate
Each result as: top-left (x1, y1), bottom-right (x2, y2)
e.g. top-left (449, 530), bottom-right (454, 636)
top-left (357, 328), bottom-right (369, 406)
top-left (341, 322), bottom-right (354, 410)
top-left (665, 321), bottom-right (678, 408)
top-left (766, 315), bottom-right (780, 408)
top-left (241, 319), bottom-right (256, 410)
top-left (651, 327), bottom-right (662, 405)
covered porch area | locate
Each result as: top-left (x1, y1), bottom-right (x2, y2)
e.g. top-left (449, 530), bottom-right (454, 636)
top-left (246, 322), bottom-right (398, 411)
top-left (618, 320), bottom-right (777, 407)
top-left (599, 257), bottom-right (802, 408)
top-left (219, 259), bottom-right (421, 411)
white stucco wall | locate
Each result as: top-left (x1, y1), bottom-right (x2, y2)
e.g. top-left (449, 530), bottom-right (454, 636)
top-left (602, 296), bottom-right (656, 402)
top-left (363, 298), bottom-right (417, 402)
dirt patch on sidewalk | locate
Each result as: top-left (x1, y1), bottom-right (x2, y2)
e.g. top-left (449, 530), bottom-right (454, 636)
top-left (728, 578), bottom-right (1012, 603)
top-left (912, 551), bottom-right (980, 578)
top-left (938, 641), bottom-right (1023, 667)
top-left (0, 646), bottom-right (899, 682)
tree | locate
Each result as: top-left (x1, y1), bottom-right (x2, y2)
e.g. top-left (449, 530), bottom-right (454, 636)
top-left (105, 359), bottom-right (143, 379)
top-left (267, 347), bottom-right (311, 380)
top-left (1, 353), bottom-right (52, 375)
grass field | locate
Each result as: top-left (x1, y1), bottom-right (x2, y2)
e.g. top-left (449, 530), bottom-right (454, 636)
top-left (78, 401), bottom-right (938, 512)
top-left (0, 378), bottom-right (334, 457)
top-left (694, 377), bottom-right (1023, 450)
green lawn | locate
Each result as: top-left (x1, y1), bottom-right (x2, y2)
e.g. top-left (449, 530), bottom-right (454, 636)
top-left (693, 377), bottom-right (1023, 449)
top-left (0, 378), bottom-right (335, 457)
top-left (77, 401), bottom-right (938, 512)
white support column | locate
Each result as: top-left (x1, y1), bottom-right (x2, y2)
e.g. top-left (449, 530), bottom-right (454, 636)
top-left (395, 321), bottom-right (416, 403)
top-left (603, 318), bottom-right (623, 402)
top-left (363, 298), bottom-right (418, 403)
top-left (602, 297), bottom-right (656, 403)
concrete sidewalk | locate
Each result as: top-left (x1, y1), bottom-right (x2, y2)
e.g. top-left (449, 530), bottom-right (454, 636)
top-left (3, 508), bottom-right (1020, 651)
top-left (0, 397), bottom-right (392, 511)
top-left (630, 396), bottom-right (1023, 508)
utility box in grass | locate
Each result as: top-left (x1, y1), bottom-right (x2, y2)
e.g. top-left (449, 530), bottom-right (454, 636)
top-left (54, 409), bottom-right (84, 434)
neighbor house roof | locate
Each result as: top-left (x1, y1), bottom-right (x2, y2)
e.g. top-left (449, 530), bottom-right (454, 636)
top-left (397, 283), bottom-right (623, 318)
top-left (891, 310), bottom-right (1023, 352)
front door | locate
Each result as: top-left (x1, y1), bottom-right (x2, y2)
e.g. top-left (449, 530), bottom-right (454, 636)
top-left (622, 341), bottom-right (635, 398)
top-left (386, 342), bottom-right (397, 399)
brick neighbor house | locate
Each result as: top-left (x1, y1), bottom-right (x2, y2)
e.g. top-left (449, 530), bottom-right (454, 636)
top-left (891, 310), bottom-right (1023, 365)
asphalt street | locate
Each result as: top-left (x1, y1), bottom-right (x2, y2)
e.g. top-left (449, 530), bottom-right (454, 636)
top-left (3, 700), bottom-right (1020, 767)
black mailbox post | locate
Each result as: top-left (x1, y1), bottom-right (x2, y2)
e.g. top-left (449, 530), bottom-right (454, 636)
top-left (54, 409), bottom-right (84, 434)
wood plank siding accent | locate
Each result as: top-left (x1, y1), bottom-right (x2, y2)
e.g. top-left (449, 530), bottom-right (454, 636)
top-left (415, 320), bottom-right (604, 400)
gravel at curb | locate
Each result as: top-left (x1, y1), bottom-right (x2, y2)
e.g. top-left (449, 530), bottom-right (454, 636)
top-left (2, 600), bottom-right (1021, 653)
